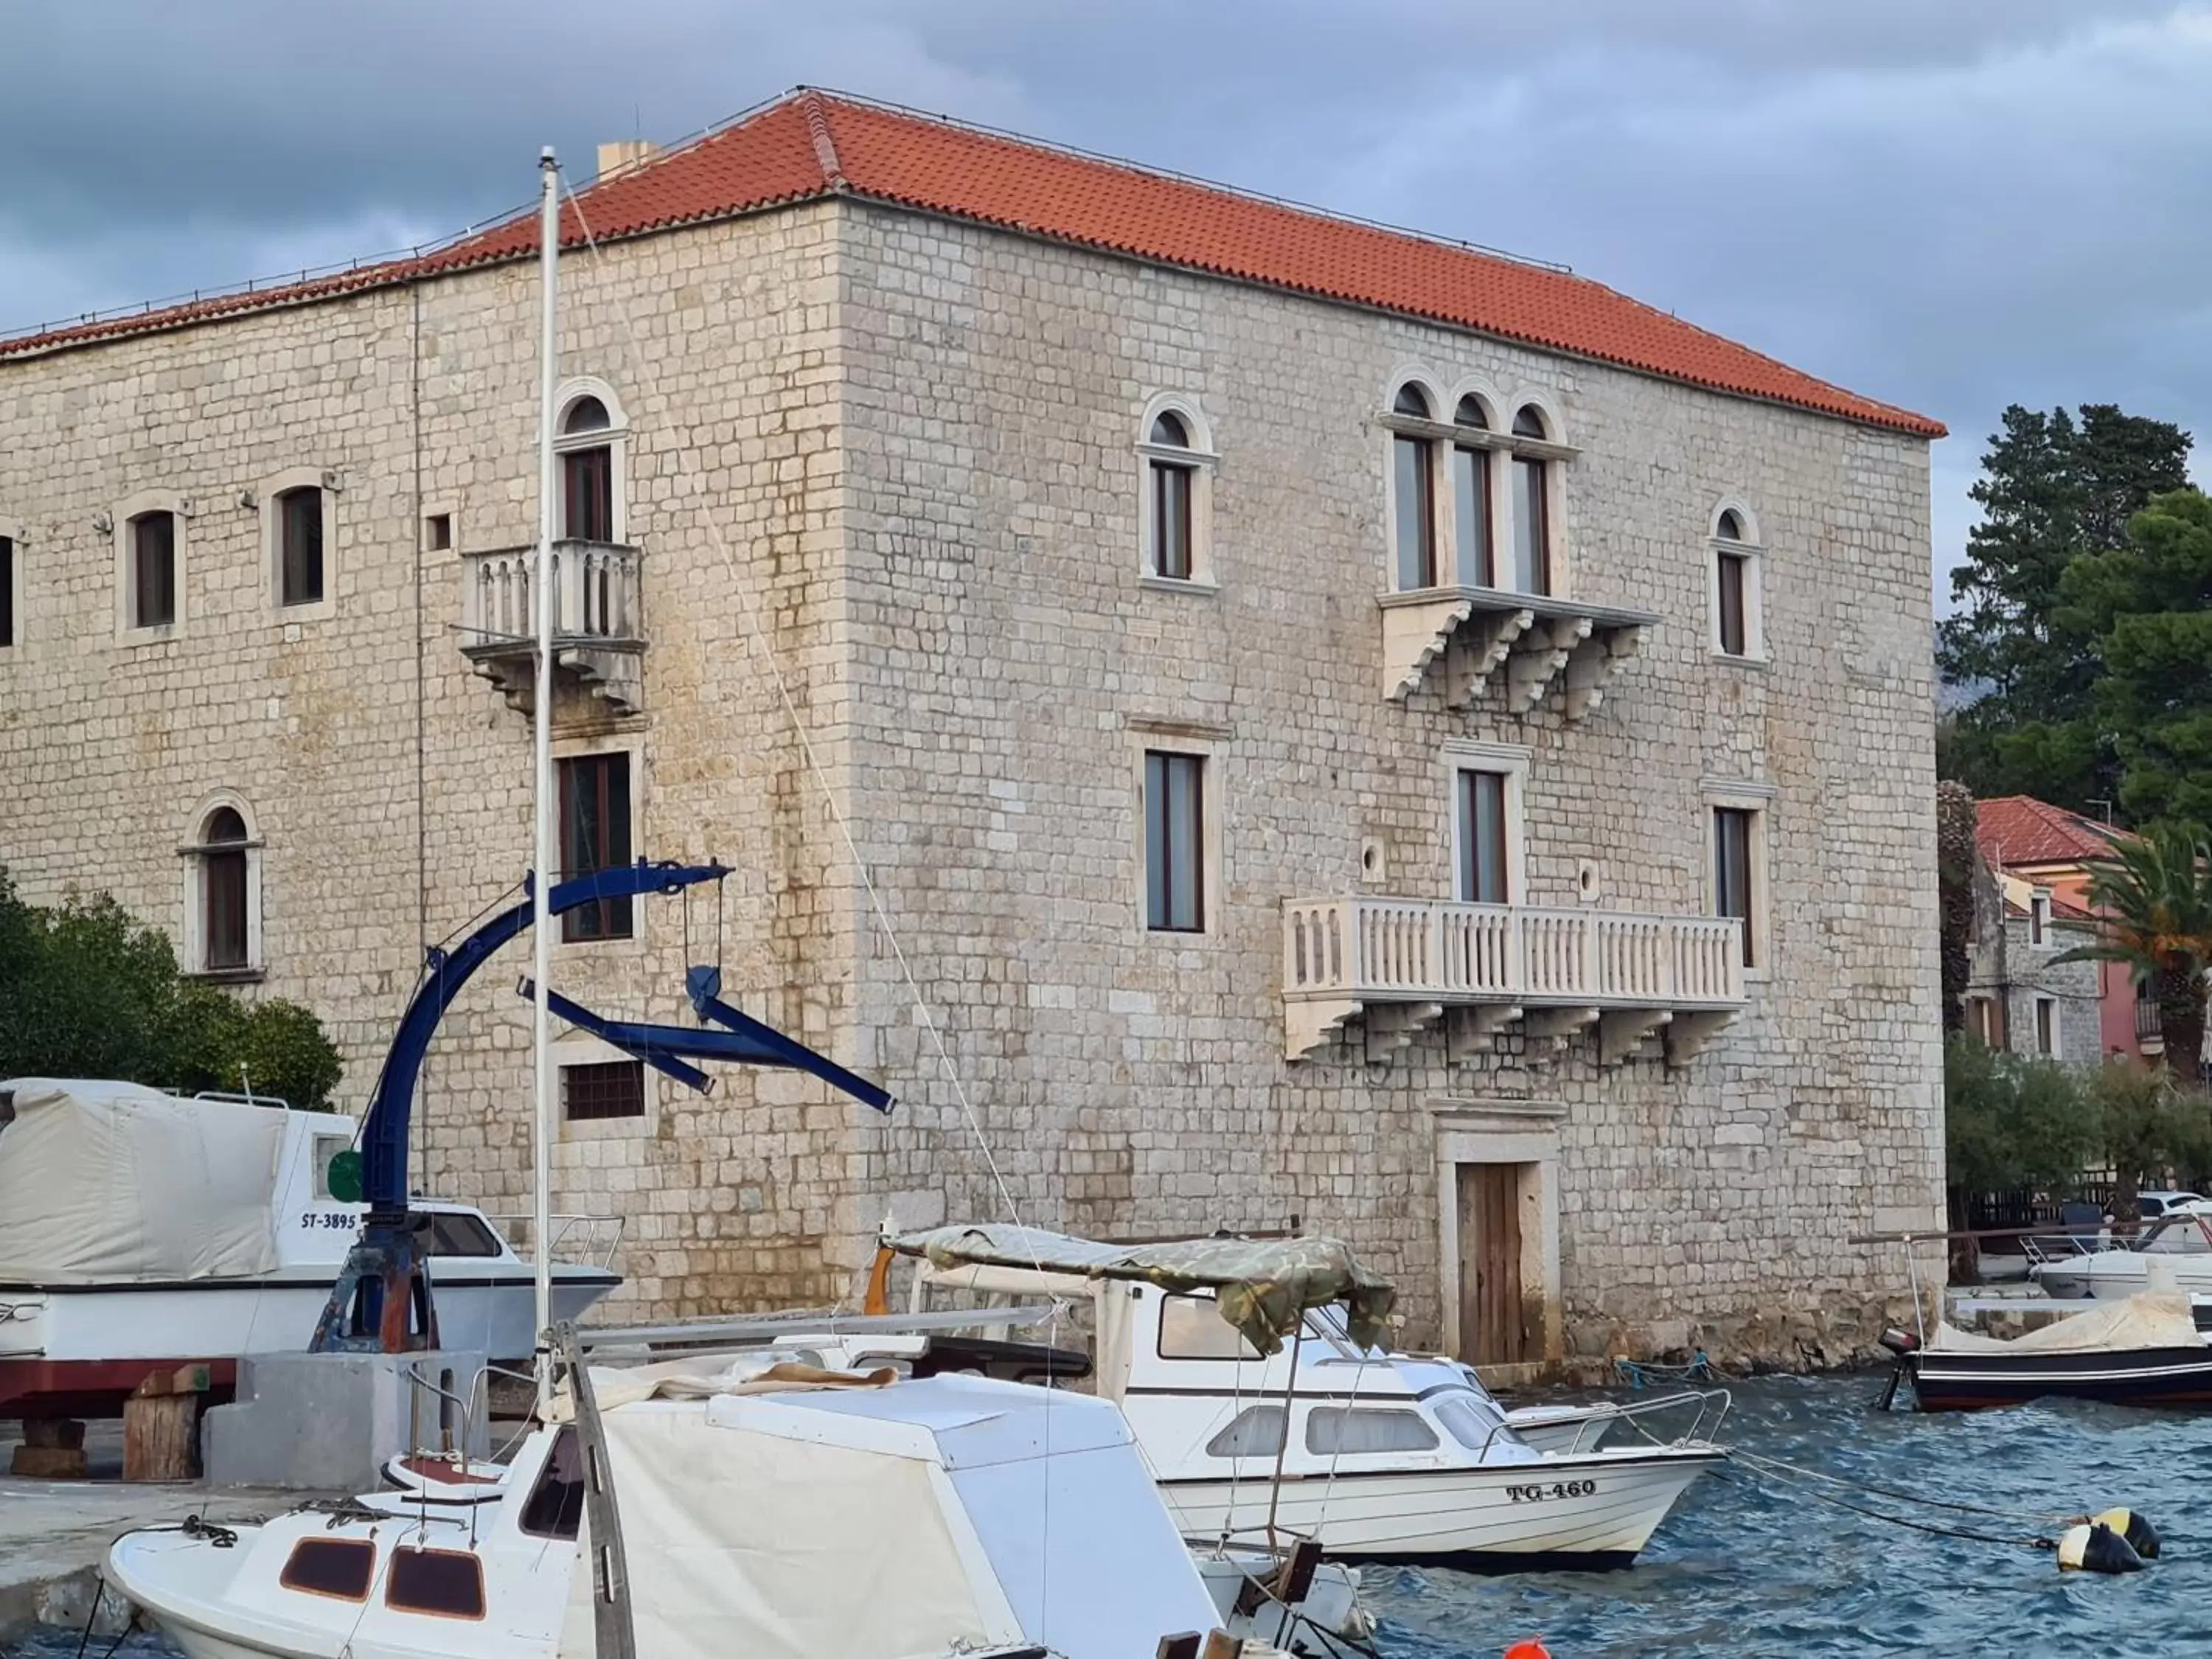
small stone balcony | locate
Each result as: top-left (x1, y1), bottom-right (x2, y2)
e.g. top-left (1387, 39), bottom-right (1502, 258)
top-left (1282, 895), bottom-right (1744, 1065)
top-left (461, 540), bottom-right (644, 715)
top-left (1379, 588), bottom-right (1657, 718)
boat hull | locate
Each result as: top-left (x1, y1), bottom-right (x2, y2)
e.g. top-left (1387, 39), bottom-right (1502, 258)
top-left (1908, 1346), bottom-right (2212, 1411)
top-left (1158, 1448), bottom-right (1722, 1571)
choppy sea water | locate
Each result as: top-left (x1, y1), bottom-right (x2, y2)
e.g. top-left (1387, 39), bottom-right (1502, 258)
top-left (8, 1374), bottom-right (2205, 1659)
top-left (1368, 1372), bottom-right (2212, 1658)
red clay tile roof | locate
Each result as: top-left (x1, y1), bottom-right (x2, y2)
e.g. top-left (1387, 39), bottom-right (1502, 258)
top-left (1976, 795), bottom-right (2129, 869)
top-left (0, 90), bottom-right (1944, 437)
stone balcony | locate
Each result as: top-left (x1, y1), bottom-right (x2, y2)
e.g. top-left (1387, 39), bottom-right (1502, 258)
top-left (1379, 588), bottom-right (1657, 719)
top-left (1282, 895), bottom-right (1744, 1065)
top-left (461, 540), bottom-right (644, 715)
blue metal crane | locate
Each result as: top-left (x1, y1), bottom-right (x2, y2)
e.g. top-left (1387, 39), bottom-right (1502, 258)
top-left (309, 859), bottom-right (892, 1353)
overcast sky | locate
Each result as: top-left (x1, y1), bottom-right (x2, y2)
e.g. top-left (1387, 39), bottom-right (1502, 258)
top-left (6, 1), bottom-right (2210, 599)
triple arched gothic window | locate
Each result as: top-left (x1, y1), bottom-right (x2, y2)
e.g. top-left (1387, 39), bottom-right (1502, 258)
top-left (1388, 379), bottom-right (1560, 597)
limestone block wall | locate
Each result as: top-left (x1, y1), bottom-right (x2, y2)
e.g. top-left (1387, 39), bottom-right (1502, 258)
top-left (831, 200), bottom-right (1945, 1360)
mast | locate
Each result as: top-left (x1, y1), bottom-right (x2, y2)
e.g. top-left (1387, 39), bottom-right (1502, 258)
top-left (532, 147), bottom-right (560, 1415)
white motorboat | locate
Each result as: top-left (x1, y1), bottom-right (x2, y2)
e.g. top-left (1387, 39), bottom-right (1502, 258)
top-left (110, 1351), bottom-right (1280, 1659)
top-left (1501, 1391), bottom-right (1728, 1456)
top-left (2029, 1210), bottom-right (2212, 1301)
top-left (881, 1223), bottom-right (1730, 1571)
top-left (0, 1079), bottom-right (617, 1417)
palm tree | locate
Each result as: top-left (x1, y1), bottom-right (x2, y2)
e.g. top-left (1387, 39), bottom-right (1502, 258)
top-left (2059, 823), bottom-right (2212, 1079)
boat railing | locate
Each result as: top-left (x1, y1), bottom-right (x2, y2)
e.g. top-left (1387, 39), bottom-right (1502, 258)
top-left (399, 1358), bottom-right (487, 1461)
top-left (486, 1211), bottom-right (627, 1270)
top-left (1503, 1386), bottom-right (1733, 1458)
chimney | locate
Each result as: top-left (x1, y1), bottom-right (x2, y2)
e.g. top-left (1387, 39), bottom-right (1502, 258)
top-left (596, 140), bottom-right (658, 181)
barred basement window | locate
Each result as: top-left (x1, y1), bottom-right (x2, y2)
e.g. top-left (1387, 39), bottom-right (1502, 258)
top-left (563, 1060), bottom-right (644, 1121)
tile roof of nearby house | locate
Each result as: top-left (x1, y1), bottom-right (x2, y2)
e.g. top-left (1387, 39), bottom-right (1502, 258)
top-left (1976, 794), bottom-right (2128, 869)
top-left (0, 91), bottom-right (1945, 438)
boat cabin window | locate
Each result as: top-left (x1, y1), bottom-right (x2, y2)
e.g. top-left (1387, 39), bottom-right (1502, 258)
top-left (279, 1537), bottom-right (375, 1601)
top-left (1204, 1405), bottom-right (1287, 1458)
top-left (310, 1135), bottom-right (352, 1201)
top-left (422, 1211), bottom-right (502, 1259)
top-left (386, 1548), bottom-right (486, 1620)
top-left (1158, 1295), bottom-right (1262, 1361)
top-left (1431, 1391), bottom-right (1512, 1451)
top-left (1304, 1407), bottom-right (1440, 1455)
top-left (520, 1427), bottom-right (585, 1540)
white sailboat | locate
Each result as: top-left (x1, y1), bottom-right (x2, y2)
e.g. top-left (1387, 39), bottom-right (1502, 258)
top-left (880, 1223), bottom-right (1731, 1571)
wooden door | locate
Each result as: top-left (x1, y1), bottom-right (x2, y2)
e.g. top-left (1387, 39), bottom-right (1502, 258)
top-left (1456, 1162), bottom-right (1528, 1366)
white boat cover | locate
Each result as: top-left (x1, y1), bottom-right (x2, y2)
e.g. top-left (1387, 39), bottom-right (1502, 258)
top-left (547, 1349), bottom-right (898, 1416)
top-left (0, 1079), bottom-right (285, 1284)
top-left (892, 1222), bottom-right (1396, 1354)
top-left (556, 1374), bottom-right (1220, 1659)
top-left (1928, 1293), bottom-right (2202, 1354)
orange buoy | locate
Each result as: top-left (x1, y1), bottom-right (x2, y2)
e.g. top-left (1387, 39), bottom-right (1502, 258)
top-left (1505, 1642), bottom-right (1554, 1659)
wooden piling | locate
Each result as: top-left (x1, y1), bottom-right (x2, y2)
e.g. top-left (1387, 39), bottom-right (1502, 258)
top-left (123, 1364), bottom-right (210, 1483)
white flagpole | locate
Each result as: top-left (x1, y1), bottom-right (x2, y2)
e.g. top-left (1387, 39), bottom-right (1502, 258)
top-left (532, 147), bottom-right (560, 1416)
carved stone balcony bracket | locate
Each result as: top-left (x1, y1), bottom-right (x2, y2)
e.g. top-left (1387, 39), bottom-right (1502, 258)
top-left (1378, 588), bottom-right (1654, 716)
top-left (1284, 895), bottom-right (1743, 1065)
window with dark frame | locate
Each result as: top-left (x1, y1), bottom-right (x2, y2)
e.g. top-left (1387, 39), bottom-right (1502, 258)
top-left (1714, 805), bottom-right (1756, 968)
top-left (131, 511), bottom-right (177, 628)
top-left (1392, 383), bottom-right (1437, 591)
top-left (1147, 411), bottom-right (1195, 580)
top-left (557, 753), bottom-right (633, 940)
top-left (1716, 550), bottom-right (1748, 656)
top-left (1457, 769), bottom-right (1510, 905)
top-left (563, 1060), bottom-right (645, 1122)
top-left (277, 486), bottom-right (325, 607)
top-left (1509, 406), bottom-right (1551, 595)
top-left (1144, 749), bottom-right (1205, 933)
top-left (1, 534), bottom-right (13, 647)
top-left (1452, 394), bottom-right (1494, 588)
top-left (201, 807), bottom-right (250, 971)
top-left (2036, 998), bottom-right (2056, 1056)
top-left (560, 396), bottom-right (615, 542)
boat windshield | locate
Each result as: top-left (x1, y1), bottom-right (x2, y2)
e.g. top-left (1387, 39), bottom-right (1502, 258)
top-left (1430, 1388), bottom-right (1514, 1452)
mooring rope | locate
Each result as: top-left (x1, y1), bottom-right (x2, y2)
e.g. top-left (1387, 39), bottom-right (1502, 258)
top-left (1717, 1467), bottom-right (2054, 1551)
top-left (1731, 1448), bottom-right (2081, 1526)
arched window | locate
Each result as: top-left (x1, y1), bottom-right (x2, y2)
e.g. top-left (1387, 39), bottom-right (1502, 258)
top-left (1391, 383), bottom-right (1438, 590)
top-left (187, 803), bottom-right (259, 975)
top-left (1452, 394), bottom-right (1494, 588)
top-left (1147, 411), bottom-right (1195, 580)
top-left (556, 390), bottom-right (620, 543)
top-left (1710, 504), bottom-right (1765, 660)
top-left (1508, 405), bottom-right (1553, 595)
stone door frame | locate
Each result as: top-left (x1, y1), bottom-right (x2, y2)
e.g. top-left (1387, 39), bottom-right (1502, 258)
top-left (1433, 1097), bottom-right (1565, 1385)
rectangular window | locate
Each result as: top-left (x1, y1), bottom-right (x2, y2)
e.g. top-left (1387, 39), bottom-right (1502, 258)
top-left (1510, 456), bottom-right (1549, 594)
top-left (1144, 749), bottom-right (1206, 933)
top-left (562, 1060), bottom-right (644, 1121)
top-left (557, 753), bottom-right (633, 940)
top-left (1158, 1295), bottom-right (1260, 1360)
top-left (1394, 434), bottom-right (1436, 590)
top-left (562, 446), bottom-right (613, 542)
top-left (425, 512), bottom-right (453, 552)
top-left (1716, 551), bottom-right (1747, 656)
top-left (2036, 998), bottom-right (2056, 1057)
top-left (203, 848), bottom-right (249, 970)
top-left (278, 487), bottom-right (324, 607)
top-left (1151, 459), bottom-right (1194, 580)
top-left (1714, 806), bottom-right (1756, 968)
top-left (1457, 769), bottom-right (1509, 904)
top-left (2030, 893), bottom-right (2050, 947)
top-left (131, 512), bottom-right (176, 628)
top-left (1453, 446), bottom-right (1493, 587)
top-left (0, 534), bottom-right (13, 646)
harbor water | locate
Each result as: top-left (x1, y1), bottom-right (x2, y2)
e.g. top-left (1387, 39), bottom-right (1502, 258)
top-left (7, 1373), bottom-right (2205, 1659)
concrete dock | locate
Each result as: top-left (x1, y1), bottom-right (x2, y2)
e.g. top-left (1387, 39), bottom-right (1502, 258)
top-left (0, 1425), bottom-right (307, 1649)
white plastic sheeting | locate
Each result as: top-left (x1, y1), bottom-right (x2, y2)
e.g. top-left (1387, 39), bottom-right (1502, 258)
top-left (0, 1079), bottom-right (285, 1284)
top-left (558, 1374), bottom-right (1221, 1659)
top-left (1930, 1293), bottom-right (2202, 1354)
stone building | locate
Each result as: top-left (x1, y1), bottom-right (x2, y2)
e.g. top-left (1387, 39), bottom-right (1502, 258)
top-left (1962, 841), bottom-right (2101, 1067)
top-left (0, 90), bottom-right (1948, 1371)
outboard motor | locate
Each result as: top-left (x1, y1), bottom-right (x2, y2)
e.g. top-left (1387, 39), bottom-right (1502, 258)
top-left (1877, 1326), bottom-right (1921, 1357)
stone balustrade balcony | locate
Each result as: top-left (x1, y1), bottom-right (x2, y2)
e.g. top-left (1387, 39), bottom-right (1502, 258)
top-left (1282, 894), bottom-right (1744, 1065)
top-left (460, 540), bottom-right (644, 715)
